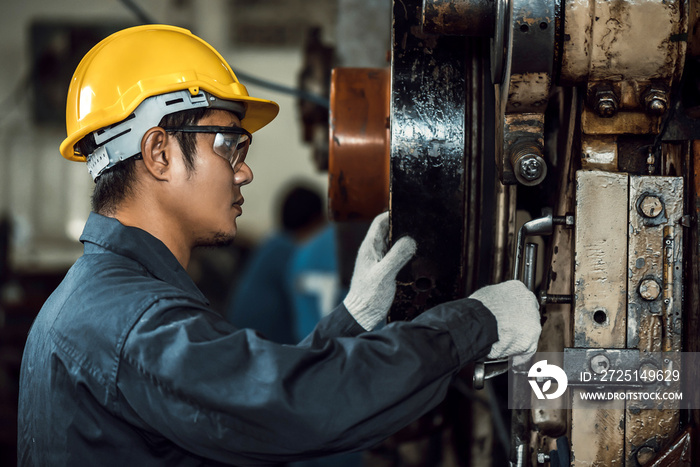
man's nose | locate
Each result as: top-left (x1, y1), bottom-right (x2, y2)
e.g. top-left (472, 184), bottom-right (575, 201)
top-left (235, 163), bottom-right (253, 186)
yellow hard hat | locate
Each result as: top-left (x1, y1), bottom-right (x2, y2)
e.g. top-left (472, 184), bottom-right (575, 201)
top-left (60, 24), bottom-right (279, 163)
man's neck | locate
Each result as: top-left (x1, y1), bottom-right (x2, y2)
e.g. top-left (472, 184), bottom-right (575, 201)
top-left (109, 206), bottom-right (192, 269)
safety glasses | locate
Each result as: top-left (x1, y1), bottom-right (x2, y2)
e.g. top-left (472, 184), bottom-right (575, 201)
top-left (161, 125), bottom-right (252, 172)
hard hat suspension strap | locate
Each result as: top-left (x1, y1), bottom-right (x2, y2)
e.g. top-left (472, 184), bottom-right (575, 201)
top-left (86, 90), bottom-right (246, 180)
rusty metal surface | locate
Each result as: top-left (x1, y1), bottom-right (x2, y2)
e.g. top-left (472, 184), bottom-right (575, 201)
top-left (328, 67), bottom-right (390, 221)
top-left (573, 170), bottom-right (628, 348)
top-left (506, 73), bottom-right (553, 114)
top-left (581, 135), bottom-right (618, 171)
top-left (570, 171), bottom-right (685, 463)
top-left (421, 0), bottom-right (495, 37)
top-left (581, 108), bottom-right (661, 135)
top-left (570, 398), bottom-right (626, 465)
top-left (561, 0), bottom-right (687, 84)
top-left (636, 391), bottom-right (681, 465)
top-left (649, 426), bottom-right (695, 466)
top-left (499, 113), bottom-right (546, 184)
top-left (627, 176), bottom-right (684, 352)
top-left (570, 171), bottom-right (629, 464)
top-left (509, 0), bottom-right (556, 80)
top-left (626, 409), bottom-right (680, 466)
top-left (496, 0), bottom-right (556, 186)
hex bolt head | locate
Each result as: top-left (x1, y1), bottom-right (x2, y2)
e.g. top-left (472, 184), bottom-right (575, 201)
top-left (590, 84), bottom-right (619, 118)
top-left (642, 85), bottom-right (669, 116)
top-left (597, 99), bottom-right (617, 117)
top-left (647, 98), bottom-right (667, 115)
top-left (509, 143), bottom-right (547, 186)
top-left (590, 354), bottom-right (611, 374)
top-left (639, 194), bottom-right (664, 218)
top-left (520, 157), bottom-right (542, 180)
top-left (639, 278), bottom-right (661, 301)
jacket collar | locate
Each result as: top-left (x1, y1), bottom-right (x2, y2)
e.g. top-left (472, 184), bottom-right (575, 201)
top-left (79, 212), bottom-right (208, 304)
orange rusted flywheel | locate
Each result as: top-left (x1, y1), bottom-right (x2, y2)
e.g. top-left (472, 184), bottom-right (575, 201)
top-left (328, 67), bottom-right (390, 221)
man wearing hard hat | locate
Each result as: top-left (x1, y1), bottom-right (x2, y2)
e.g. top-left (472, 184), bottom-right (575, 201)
top-left (17, 25), bottom-right (541, 466)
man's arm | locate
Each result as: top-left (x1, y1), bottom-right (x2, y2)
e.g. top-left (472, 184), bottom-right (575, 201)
top-left (296, 302), bottom-right (366, 347)
top-left (116, 296), bottom-right (497, 466)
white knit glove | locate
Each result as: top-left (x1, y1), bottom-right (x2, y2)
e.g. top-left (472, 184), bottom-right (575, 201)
top-left (468, 280), bottom-right (541, 362)
top-left (343, 212), bottom-right (417, 330)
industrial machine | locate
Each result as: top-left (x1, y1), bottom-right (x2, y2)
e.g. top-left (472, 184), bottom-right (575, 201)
top-left (327, 0), bottom-right (700, 464)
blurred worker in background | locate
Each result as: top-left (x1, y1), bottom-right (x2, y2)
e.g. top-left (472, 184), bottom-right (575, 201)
top-left (17, 25), bottom-right (541, 466)
top-left (225, 184), bottom-right (325, 344)
top-left (287, 223), bottom-right (346, 342)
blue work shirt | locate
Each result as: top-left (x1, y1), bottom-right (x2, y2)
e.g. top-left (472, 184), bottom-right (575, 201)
top-left (18, 212), bottom-right (497, 466)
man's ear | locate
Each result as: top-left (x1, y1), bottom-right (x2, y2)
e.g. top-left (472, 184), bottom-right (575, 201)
top-left (141, 127), bottom-right (171, 181)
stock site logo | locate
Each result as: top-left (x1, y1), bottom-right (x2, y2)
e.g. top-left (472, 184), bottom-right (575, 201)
top-left (528, 360), bottom-right (568, 400)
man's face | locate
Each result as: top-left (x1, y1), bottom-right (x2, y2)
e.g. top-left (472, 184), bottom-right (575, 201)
top-left (165, 109), bottom-right (253, 248)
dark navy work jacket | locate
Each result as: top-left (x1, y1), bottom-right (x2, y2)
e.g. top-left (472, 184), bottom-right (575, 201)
top-left (18, 212), bottom-right (497, 466)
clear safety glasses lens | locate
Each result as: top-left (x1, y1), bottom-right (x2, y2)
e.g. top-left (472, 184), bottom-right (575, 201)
top-left (213, 132), bottom-right (250, 172)
top-left (161, 125), bottom-right (252, 172)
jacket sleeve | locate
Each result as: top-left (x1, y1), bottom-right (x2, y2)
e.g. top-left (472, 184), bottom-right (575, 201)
top-left (296, 302), bottom-right (366, 347)
top-left (116, 297), bottom-right (497, 466)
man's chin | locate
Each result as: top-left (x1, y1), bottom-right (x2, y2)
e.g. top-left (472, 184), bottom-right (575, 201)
top-left (194, 231), bottom-right (235, 248)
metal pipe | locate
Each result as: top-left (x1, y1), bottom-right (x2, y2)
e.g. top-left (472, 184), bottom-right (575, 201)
top-left (523, 243), bottom-right (538, 291)
top-left (513, 210), bottom-right (554, 281)
top-left (513, 210), bottom-right (574, 281)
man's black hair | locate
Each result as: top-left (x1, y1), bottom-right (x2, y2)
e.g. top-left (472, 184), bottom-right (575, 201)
top-left (76, 107), bottom-right (213, 215)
